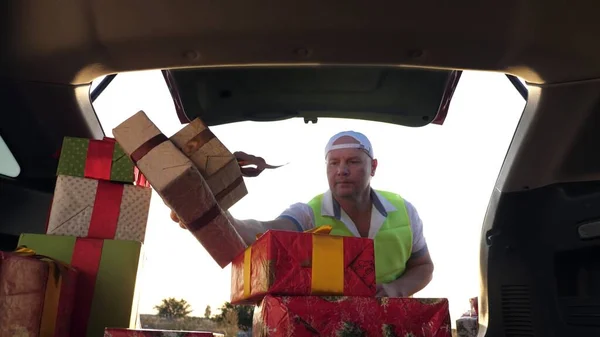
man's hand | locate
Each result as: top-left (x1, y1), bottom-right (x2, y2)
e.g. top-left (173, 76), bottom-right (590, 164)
top-left (170, 210), bottom-right (187, 229)
top-left (375, 250), bottom-right (434, 298)
top-left (376, 284), bottom-right (404, 298)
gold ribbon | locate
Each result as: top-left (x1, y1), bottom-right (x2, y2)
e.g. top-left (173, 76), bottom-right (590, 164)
top-left (243, 225), bottom-right (343, 299)
top-left (14, 246), bottom-right (69, 335)
top-left (311, 234), bottom-right (344, 294)
top-left (243, 248), bottom-right (252, 298)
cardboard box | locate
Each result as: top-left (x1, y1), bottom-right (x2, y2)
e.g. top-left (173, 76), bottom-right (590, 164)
top-left (47, 175), bottom-right (151, 242)
top-left (113, 111), bottom-right (246, 268)
top-left (171, 118), bottom-right (247, 210)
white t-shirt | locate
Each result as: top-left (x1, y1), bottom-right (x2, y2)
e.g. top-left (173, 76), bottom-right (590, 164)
top-left (276, 189), bottom-right (428, 257)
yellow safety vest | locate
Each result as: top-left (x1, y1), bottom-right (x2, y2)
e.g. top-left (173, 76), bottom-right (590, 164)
top-left (307, 190), bottom-right (412, 284)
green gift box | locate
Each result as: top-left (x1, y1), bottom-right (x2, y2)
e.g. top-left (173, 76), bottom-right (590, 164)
top-left (56, 136), bottom-right (136, 184)
top-left (18, 234), bottom-right (144, 337)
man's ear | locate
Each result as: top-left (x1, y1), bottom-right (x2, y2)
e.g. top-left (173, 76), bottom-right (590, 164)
top-left (371, 158), bottom-right (378, 176)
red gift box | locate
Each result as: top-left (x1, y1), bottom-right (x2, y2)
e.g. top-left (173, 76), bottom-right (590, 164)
top-left (231, 230), bottom-right (375, 304)
top-left (254, 296), bottom-right (452, 337)
top-left (0, 249), bottom-right (77, 337)
top-left (104, 328), bottom-right (220, 336)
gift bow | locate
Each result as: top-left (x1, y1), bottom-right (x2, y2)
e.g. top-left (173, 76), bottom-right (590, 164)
top-left (234, 151), bottom-right (286, 178)
top-left (14, 246), bottom-right (71, 283)
top-left (255, 225), bottom-right (333, 240)
top-left (245, 225), bottom-right (343, 298)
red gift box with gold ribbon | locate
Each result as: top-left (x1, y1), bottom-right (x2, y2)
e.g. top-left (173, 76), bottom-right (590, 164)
top-left (230, 229), bottom-right (376, 305)
top-left (254, 296), bottom-right (452, 337)
top-left (0, 248), bottom-right (78, 337)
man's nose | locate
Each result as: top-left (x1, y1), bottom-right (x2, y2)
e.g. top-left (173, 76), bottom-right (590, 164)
top-left (336, 164), bottom-right (350, 175)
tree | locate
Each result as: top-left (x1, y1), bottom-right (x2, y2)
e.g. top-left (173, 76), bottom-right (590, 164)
top-left (213, 302), bottom-right (254, 331)
top-left (219, 307), bottom-right (239, 336)
top-left (204, 305), bottom-right (212, 319)
top-left (154, 298), bottom-right (192, 319)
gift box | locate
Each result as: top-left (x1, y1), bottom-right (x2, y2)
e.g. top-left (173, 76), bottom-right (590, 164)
top-left (57, 136), bottom-right (144, 184)
top-left (171, 118), bottom-right (247, 210)
top-left (456, 317), bottom-right (478, 337)
top-left (231, 230), bottom-right (376, 304)
top-left (254, 296), bottom-right (452, 337)
top-left (18, 234), bottom-right (145, 337)
top-left (0, 249), bottom-right (77, 337)
top-left (104, 328), bottom-right (219, 336)
top-left (113, 110), bottom-right (246, 268)
top-left (46, 175), bottom-right (152, 242)
top-left (470, 297), bottom-right (478, 316)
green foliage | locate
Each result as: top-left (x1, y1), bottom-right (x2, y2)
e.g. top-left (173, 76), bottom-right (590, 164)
top-left (204, 305), bottom-right (212, 319)
top-left (154, 298), bottom-right (193, 319)
top-left (140, 315), bottom-right (221, 333)
top-left (213, 302), bottom-right (254, 331)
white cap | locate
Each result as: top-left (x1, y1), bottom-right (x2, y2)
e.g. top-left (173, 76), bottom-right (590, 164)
top-left (325, 131), bottom-right (374, 158)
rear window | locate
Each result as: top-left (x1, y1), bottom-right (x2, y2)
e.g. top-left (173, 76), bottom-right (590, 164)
top-left (91, 69), bottom-right (526, 328)
top-left (0, 134), bottom-right (20, 177)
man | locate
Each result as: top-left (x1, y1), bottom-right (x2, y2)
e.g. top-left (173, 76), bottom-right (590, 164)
top-left (171, 131), bottom-right (433, 297)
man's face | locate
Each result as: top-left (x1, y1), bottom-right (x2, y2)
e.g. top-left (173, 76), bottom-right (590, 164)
top-left (326, 137), bottom-right (377, 200)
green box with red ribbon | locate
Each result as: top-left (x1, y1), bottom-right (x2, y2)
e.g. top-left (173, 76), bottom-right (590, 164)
top-left (18, 234), bottom-right (144, 337)
top-left (56, 136), bottom-right (146, 185)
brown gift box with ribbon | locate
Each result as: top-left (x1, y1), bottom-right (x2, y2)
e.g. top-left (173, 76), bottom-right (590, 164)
top-left (170, 118), bottom-right (247, 211)
top-left (46, 175), bottom-right (152, 242)
top-left (0, 248), bottom-right (77, 337)
top-left (112, 110), bottom-right (247, 268)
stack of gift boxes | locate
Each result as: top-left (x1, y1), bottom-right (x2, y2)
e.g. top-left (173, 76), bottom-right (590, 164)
top-left (113, 111), bottom-right (453, 336)
top-left (228, 226), bottom-right (453, 336)
top-left (0, 108), bottom-right (454, 337)
top-left (0, 125), bottom-right (225, 336)
top-left (1, 136), bottom-right (153, 337)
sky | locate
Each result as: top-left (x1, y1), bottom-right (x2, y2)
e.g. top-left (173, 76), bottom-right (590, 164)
top-left (92, 68), bottom-right (525, 325)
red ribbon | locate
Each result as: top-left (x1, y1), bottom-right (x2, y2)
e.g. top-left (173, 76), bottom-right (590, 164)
top-left (134, 166), bottom-right (150, 188)
top-left (84, 140), bottom-right (114, 181)
top-left (88, 181), bottom-right (124, 239)
top-left (70, 238), bottom-right (103, 337)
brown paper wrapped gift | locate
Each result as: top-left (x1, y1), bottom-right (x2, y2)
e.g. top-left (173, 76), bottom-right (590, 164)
top-left (171, 118), bottom-right (247, 210)
top-left (46, 175), bottom-right (151, 242)
top-left (112, 110), bottom-right (246, 268)
top-left (0, 250), bottom-right (77, 337)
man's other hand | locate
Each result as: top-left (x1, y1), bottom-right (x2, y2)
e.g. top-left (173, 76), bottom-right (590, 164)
top-left (170, 210), bottom-right (187, 229)
top-left (375, 283), bottom-right (403, 298)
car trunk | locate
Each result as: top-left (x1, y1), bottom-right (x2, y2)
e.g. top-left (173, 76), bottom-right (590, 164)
top-left (161, 66), bottom-right (462, 128)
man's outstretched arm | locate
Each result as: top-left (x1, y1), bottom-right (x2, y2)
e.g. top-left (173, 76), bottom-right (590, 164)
top-left (170, 209), bottom-right (300, 246)
top-left (377, 250), bottom-right (434, 297)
